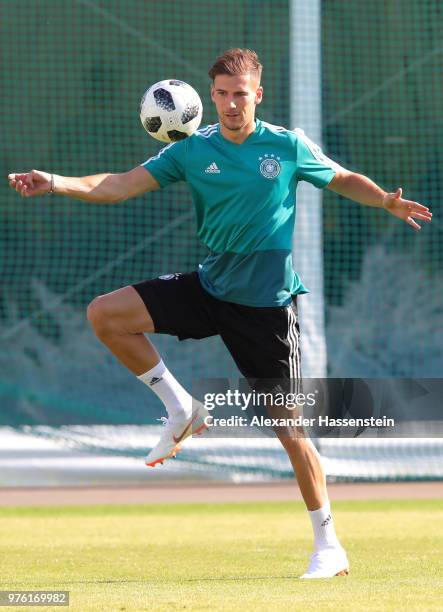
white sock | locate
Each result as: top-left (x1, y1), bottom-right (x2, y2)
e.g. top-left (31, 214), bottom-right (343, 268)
top-left (308, 501), bottom-right (341, 551)
top-left (137, 360), bottom-right (192, 421)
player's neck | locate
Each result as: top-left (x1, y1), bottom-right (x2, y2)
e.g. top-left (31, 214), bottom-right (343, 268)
top-left (219, 119), bottom-right (256, 145)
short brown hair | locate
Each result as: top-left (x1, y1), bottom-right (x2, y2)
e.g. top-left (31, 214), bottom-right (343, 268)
top-left (208, 48), bottom-right (262, 81)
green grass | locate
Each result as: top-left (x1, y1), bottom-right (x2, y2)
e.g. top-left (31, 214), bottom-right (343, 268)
top-left (0, 500), bottom-right (442, 611)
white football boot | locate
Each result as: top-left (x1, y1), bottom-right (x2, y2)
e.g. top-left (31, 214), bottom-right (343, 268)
top-left (300, 546), bottom-right (349, 579)
top-left (145, 403), bottom-right (211, 467)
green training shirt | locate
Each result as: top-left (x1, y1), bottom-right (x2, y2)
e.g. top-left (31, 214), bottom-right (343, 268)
top-left (141, 119), bottom-right (339, 307)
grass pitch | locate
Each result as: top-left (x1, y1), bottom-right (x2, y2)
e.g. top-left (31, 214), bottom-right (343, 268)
top-left (0, 499), bottom-right (442, 611)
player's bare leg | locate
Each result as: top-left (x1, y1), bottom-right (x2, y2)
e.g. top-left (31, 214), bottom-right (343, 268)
top-left (87, 286), bottom-right (210, 466)
top-left (276, 426), bottom-right (349, 578)
top-left (278, 433), bottom-right (327, 510)
top-left (86, 286), bottom-right (159, 375)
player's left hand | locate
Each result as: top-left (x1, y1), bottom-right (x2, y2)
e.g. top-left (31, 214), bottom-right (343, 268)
top-left (383, 188), bottom-right (432, 231)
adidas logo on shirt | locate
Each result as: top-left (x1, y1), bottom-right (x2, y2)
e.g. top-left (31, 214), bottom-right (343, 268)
top-left (205, 162), bottom-right (220, 174)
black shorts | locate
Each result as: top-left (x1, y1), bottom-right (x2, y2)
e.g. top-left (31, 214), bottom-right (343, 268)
top-left (132, 271), bottom-right (301, 384)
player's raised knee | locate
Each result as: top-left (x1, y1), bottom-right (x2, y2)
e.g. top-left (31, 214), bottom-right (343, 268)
top-left (86, 295), bottom-right (119, 335)
top-left (87, 286), bottom-right (155, 335)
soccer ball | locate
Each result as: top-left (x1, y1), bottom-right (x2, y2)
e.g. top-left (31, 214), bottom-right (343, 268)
top-left (140, 79), bottom-right (203, 143)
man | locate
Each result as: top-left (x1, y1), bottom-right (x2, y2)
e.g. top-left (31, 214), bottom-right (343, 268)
top-left (8, 48), bottom-right (432, 578)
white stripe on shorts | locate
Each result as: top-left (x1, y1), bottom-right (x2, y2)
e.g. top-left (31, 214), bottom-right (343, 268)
top-left (287, 305), bottom-right (300, 390)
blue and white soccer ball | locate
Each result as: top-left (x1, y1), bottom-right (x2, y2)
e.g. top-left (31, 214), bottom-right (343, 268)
top-left (140, 79), bottom-right (203, 143)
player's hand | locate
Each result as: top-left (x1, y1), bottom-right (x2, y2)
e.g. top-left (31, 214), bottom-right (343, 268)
top-left (8, 169), bottom-right (52, 197)
top-left (383, 188), bottom-right (432, 231)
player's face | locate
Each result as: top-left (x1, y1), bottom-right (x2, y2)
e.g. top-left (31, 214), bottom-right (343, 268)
top-left (211, 73), bottom-right (263, 133)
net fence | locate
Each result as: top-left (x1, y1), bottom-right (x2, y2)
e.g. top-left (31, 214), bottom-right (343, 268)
top-left (322, 1), bottom-right (443, 379)
top-left (1, 0), bottom-right (442, 482)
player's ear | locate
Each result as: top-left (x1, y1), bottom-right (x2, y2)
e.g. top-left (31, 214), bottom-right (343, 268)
top-left (255, 86), bottom-right (263, 105)
top-left (210, 84), bottom-right (216, 103)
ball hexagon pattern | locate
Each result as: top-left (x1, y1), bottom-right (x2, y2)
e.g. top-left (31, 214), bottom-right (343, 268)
top-left (140, 80), bottom-right (203, 143)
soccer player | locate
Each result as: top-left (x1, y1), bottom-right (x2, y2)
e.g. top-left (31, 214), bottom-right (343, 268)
top-left (8, 48), bottom-right (432, 578)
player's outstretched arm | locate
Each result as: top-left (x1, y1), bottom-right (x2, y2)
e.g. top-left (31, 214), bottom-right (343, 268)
top-left (328, 170), bottom-right (432, 231)
top-left (7, 166), bottom-right (160, 204)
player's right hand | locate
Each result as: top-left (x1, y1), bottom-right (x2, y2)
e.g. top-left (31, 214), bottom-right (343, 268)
top-left (8, 169), bottom-right (52, 197)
